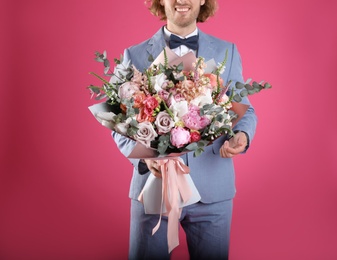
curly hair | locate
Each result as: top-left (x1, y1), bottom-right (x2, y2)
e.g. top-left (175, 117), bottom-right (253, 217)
top-left (145, 0), bottom-right (218, 23)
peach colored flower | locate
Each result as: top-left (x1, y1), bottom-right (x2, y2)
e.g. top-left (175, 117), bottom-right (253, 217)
top-left (204, 73), bottom-right (223, 91)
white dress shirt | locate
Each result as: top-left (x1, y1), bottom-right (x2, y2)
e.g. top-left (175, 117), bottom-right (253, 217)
top-left (163, 26), bottom-right (198, 57)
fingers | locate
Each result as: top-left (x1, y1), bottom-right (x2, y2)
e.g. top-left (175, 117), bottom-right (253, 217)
top-left (220, 141), bottom-right (234, 158)
top-left (144, 159), bottom-right (162, 178)
top-left (220, 137), bottom-right (246, 158)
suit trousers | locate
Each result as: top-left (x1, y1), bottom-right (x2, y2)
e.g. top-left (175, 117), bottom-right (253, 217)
top-left (129, 199), bottom-right (233, 260)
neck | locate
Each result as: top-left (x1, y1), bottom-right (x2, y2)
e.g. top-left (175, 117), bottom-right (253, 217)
top-left (166, 22), bottom-right (197, 37)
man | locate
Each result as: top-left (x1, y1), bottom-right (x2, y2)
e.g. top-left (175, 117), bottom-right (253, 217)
top-left (112, 0), bottom-right (257, 259)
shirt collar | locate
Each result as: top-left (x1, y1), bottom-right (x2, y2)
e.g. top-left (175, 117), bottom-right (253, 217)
top-left (163, 26), bottom-right (198, 43)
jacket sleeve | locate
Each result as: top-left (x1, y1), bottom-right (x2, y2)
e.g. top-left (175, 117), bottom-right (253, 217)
top-left (227, 44), bottom-right (258, 151)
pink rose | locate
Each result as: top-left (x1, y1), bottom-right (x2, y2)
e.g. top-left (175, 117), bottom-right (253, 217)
top-left (182, 104), bottom-right (210, 130)
top-left (170, 127), bottom-right (191, 149)
top-left (118, 82), bottom-right (140, 99)
top-left (155, 111), bottom-right (175, 134)
top-left (134, 121), bottom-right (158, 148)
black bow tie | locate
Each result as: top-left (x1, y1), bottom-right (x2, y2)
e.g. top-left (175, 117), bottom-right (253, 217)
top-left (169, 34), bottom-right (199, 50)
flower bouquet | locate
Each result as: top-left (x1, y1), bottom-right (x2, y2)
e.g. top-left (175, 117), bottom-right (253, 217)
top-left (88, 47), bottom-right (271, 157)
top-left (87, 47), bottom-right (271, 252)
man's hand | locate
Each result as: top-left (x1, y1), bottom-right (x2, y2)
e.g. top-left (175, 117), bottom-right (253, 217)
top-left (144, 159), bottom-right (162, 178)
top-left (220, 132), bottom-right (248, 158)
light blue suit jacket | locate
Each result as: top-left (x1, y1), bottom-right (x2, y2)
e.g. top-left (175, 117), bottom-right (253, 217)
top-left (112, 27), bottom-right (257, 203)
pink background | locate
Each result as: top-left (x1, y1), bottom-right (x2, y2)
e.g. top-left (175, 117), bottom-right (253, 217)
top-left (1, 0), bottom-right (337, 259)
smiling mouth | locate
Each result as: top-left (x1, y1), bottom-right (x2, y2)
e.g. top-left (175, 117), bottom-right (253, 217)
top-left (175, 6), bottom-right (190, 12)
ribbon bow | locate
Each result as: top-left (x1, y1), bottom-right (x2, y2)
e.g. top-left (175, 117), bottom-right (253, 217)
top-left (169, 34), bottom-right (199, 50)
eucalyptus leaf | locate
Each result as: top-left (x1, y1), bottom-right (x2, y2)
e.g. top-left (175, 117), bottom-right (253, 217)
top-left (104, 59), bottom-right (110, 68)
top-left (235, 82), bottom-right (245, 89)
top-left (248, 89), bottom-right (256, 95)
top-left (197, 140), bottom-right (209, 147)
top-left (233, 94), bottom-right (242, 102)
top-left (264, 82), bottom-right (272, 89)
top-left (177, 62), bottom-right (183, 71)
top-left (215, 114), bottom-right (224, 122)
top-left (104, 66), bottom-right (110, 75)
top-left (240, 89), bottom-right (248, 97)
top-left (252, 81), bottom-right (260, 89)
top-left (127, 126), bottom-right (138, 137)
top-left (194, 148), bottom-right (204, 157)
top-left (244, 84), bottom-right (254, 90)
top-left (88, 85), bottom-right (101, 94)
top-left (185, 142), bottom-right (198, 151)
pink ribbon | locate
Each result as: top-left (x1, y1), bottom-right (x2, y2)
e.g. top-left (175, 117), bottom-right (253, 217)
top-left (138, 157), bottom-right (191, 253)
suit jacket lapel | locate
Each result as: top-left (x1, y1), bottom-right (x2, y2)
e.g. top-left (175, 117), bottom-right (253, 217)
top-left (197, 30), bottom-right (216, 60)
top-left (146, 27), bottom-right (167, 62)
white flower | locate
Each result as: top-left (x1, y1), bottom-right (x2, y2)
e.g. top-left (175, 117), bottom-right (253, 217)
top-left (170, 100), bottom-right (188, 121)
top-left (152, 73), bottom-right (167, 92)
top-left (115, 118), bottom-right (132, 135)
top-left (190, 91), bottom-right (213, 107)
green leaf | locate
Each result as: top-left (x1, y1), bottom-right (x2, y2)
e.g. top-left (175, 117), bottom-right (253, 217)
top-left (148, 54), bottom-right (154, 62)
top-left (197, 140), bottom-right (209, 148)
top-left (248, 89), bottom-right (256, 95)
top-left (127, 126), bottom-right (138, 136)
top-left (158, 135), bottom-right (170, 154)
top-left (235, 82), bottom-right (245, 89)
top-left (244, 84), bottom-right (254, 90)
top-left (240, 89), bottom-right (248, 97)
top-left (233, 94), bottom-right (242, 102)
top-left (194, 148), bottom-right (204, 157)
top-left (87, 85), bottom-right (101, 94)
top-left (264, 82), bottom-right (272, 89)
top-left (215, 114), bottom-right (225, 122)
top-left (185, 142), bottom-right (198, 151)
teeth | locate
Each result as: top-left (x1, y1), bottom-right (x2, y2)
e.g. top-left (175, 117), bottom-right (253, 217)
top-left (176, 7), bottom-right (189, 11)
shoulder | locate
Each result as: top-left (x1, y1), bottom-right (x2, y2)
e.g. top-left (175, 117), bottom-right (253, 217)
top-left (122, 28), bottom-right (165, 70)
top-left (200, 30), bottom-right (235, 48)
